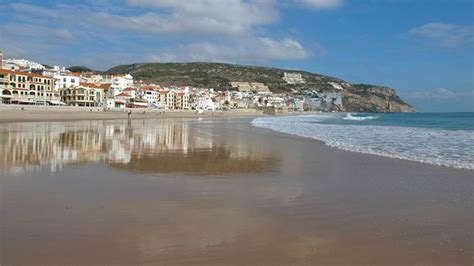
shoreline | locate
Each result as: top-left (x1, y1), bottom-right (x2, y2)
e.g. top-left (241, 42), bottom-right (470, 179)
top-left (251, 116), bottom-right (473, 172)
top-left (1, 108), bottom-right (470, 172)
top-left (254, 121), bottom-right (473, 173)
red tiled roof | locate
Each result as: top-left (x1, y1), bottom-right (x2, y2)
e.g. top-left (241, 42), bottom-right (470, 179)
top-left (0, 69), bottom-right (54, 79)
top-left (79, 82), bottom-right (100, 88)
top-left (99, 83), bottom-right (112, 91)
top-left (116, 92), bottom-right (129, 97)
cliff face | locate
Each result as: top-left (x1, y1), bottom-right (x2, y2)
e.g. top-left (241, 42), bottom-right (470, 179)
top-left (101, 63), bottom-right (415, 113)
top-left (343, 85), bottom-right (416, 113)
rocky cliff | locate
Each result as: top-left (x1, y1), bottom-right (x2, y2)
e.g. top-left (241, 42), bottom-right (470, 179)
top-left (343, 84), bottom-right (416, 113)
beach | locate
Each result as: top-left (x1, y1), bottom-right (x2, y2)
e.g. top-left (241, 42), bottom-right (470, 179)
top-left (0, 116), bottom-right (472, 265)
top-left (0, 105), bottom-right (266, 123)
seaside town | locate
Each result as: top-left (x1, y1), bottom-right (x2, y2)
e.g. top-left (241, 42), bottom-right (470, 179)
top-left (0, 50), bottom-right (343, 113)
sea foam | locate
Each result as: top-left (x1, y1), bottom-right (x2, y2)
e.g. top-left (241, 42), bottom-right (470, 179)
top-left (343, 114), bottom-right (377, 121)
top-left (252, 115), bottom-right (474, 170)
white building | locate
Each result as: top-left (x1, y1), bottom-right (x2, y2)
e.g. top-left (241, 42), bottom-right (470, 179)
top-left (283, 72), bottom-right (305, 84)
top-left (165, 91), bottom-right (176, 109)
top-left (54, 71), bottom-right (80, 90)
top-left (122, 87), bottom-right (138, 99)
top-left (329, 82), bottom-right (344, 90)
top-left (33, 66), bottom-right (80, 90)
top-left (141, 88), bottom-right (159, 104)
top-left (3, 58), bottom-right (45, 71)
top-left (109, 74), bottom-right (134, 96)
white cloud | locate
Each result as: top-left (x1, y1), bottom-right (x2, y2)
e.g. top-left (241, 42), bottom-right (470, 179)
top-left (3, 1), bottom-right (315, 68)
top-left (147, 37), bottom-right (310, 63)
top-left (297, 0), bottom-right (344, 9)
top-left (410, 22), bottom-right (474, 47)
top-left (121, 0), bottom-right (279, 35)
top-left (11, 1), bottom-right (279, 36)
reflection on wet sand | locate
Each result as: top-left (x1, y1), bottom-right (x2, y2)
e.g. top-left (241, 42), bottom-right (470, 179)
top-left (0, 119), bottom-right (277, 175)
top-left (1, 118), bottom-right (472, 265)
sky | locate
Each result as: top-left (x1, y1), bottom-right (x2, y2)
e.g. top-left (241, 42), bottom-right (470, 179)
top-left (0, 0), bottom-right (472, 112)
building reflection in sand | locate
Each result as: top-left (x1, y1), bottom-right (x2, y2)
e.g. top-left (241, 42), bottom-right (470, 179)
top-left (0, 119), bottom-right (277, 175)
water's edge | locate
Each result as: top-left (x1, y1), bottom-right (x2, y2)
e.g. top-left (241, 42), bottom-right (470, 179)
top-left (251, 114), bottom-right (473, 171)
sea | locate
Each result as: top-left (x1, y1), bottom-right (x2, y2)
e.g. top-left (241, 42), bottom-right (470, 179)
top-left (252, 112), bottom-right (474, 170)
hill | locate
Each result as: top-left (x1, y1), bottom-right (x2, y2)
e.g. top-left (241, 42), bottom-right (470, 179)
top-left (104, 62), bottom-right (415, 112)
top-left (66, 66), bottom-right (94, 73)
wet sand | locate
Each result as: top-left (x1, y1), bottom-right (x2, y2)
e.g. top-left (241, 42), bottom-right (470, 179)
top-left (0, 118), bottom-right (473, 265)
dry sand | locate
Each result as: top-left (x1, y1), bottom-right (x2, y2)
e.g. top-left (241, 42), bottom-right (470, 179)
top-left (0, 105), bottom-right (266, 123)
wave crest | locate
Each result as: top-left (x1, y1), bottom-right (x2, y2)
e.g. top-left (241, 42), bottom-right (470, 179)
top-left (252, 115), bottom-right (473, 170)
top-left (343, 114), bottom-right (377, 121)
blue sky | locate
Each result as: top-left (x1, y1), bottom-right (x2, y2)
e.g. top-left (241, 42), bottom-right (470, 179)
top-left (0, 0), bottom-right (472, 111)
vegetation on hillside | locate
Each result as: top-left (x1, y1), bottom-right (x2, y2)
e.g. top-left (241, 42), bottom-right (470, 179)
top-left (105, 62), bottom-right (343, 92)
top-left (66, 66), bottom-right (94, 73)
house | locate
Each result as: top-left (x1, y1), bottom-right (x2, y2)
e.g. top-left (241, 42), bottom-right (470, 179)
top-left (109, 74), bottom-right (134, 96)
top-left (140, 87), bottom-right (160, 106)
top-left (122, 87), bottom-right (138, 99)
top-left (114, 92), bottom-right (130, 108)
top-left (34, 66), bottom-right (80, 90)
top-left (128, 98), bottom-right (148, 108)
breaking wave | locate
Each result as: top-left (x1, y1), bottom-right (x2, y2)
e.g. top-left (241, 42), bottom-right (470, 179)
top-left (343, 114), bottom-right (378, 121)
top-left (251, 115), bottom-right (474, 170)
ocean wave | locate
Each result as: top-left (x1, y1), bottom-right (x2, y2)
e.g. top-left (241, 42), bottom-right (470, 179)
top-left (343, 114), bottom-right (378, 121)
top-left (252, 116), bottom-right (474, 170)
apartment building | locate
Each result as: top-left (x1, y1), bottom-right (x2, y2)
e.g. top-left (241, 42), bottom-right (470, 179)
top-left (0, 69), bottom-right (60, 105)
top-left (60, 83), bottom-right (104, 107)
